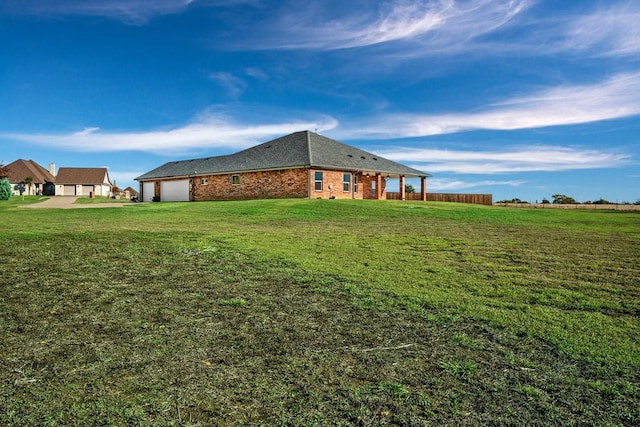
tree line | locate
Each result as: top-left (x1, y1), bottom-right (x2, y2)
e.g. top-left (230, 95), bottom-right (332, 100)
top-left (497, 194), bottom-right (640, 205)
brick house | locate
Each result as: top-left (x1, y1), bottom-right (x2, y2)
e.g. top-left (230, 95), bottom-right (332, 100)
top-left (135, 130), bottom-right (431, 202)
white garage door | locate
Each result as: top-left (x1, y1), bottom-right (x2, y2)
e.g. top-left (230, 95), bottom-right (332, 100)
top-left (142, 182), bottom-right (155, 202)
top-left (161, 180), bottom-right (190, 202)
top-left (64, 185), bottom-right (76, 196)
top-left (81, 185), bottom-right (94, 196)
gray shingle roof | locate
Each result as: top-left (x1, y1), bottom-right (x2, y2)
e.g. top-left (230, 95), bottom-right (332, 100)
top-left (136, 131), bottom-right (430, 180)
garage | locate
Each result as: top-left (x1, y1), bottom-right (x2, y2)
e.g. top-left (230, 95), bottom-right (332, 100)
top-left (160, 180), bottom-right (190, 202)
top-left (142, 182), bottom-right (155, 202)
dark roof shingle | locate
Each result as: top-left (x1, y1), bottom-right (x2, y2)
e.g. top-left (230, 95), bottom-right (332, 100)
top-left (136, 131), bottom-right (430, 180)
top-left (5, 159), bottom-right (55, 184)
top-left (55, 168), bottom-right (111, 185)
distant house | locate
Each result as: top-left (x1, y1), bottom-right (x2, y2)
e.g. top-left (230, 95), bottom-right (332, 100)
top-left (136, 130), bottom-right (431, 202)
top-left (124, 186), bottom-right (138, 199)
top-left (4, 159), bottom-right (56, 196)
top-left (54, 167), bottom-right (112, 197)
top-left (111, 185), bottom-right (137, 199)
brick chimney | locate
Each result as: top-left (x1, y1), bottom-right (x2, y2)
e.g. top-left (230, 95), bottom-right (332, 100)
top-left (49, 163), bottom-right (56, 176)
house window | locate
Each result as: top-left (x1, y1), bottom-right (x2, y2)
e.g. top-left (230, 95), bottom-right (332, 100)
top-left (343, 173), bottom-right (350, 192)
top-left (231, 175), bottom-right (240, 185)
top-left (200, 178), bottom-right (208, 185)
top-left (371, 179), bottom-right (377, 197)
top-left (314, 171), bottom-right (323, 191)
top-left (354, 175), bottom-right (358, 193)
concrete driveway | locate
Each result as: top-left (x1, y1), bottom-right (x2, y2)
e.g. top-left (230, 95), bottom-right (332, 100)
top-left (20, 196), bottom-right (131, 209)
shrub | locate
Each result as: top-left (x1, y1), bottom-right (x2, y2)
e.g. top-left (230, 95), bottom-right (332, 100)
top-left (0, 178), bottom-right (12, 200)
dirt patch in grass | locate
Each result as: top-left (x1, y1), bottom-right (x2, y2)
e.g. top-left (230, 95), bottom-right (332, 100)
top-left (2, 232), bottom-right (638, 426)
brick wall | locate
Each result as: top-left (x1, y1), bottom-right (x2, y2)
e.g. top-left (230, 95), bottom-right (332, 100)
top-left (359, 174), bottom-right (387, 200)
top-left (308, 170), bottom-right (388, 200)
top-left (310, 170), bottom-right (357, 199)
top-left (147, 169), bottom-right (392, 202)
top-left (193, 168), bottom-right (308, 201)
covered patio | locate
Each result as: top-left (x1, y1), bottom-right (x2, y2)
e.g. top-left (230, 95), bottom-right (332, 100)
top-left (359, 170), bottom-right (428, 201)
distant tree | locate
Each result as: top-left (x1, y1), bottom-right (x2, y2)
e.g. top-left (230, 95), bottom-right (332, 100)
top-left (552, 194), bottom-right (576, 204)
top-left (0, 178), bottom-right (12, 200)
top-left (405, 184), bottom-right (416, 193)
top-left (24, 176), bottom-right (34, 196)
top-left (497, 198), bottom-right (525, 203)
top-left (541, 198), bottom-right (550, 204)
top-left (592, 198), bottom-right (611, 205)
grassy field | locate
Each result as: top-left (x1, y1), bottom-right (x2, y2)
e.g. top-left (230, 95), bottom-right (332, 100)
top-left (1, 197), bottom-right (639, 426)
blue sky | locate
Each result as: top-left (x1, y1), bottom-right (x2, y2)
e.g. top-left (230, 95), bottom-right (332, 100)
top-left (1, 0), bottom-right (639, 202)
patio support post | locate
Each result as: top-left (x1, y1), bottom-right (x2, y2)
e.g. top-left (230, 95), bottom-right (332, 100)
top-left (420, 176), bottom-right (427, 201)
top-left (399, 175), bottom-right (406, 200)
top-left (376, 174), bottom-right (383, 200)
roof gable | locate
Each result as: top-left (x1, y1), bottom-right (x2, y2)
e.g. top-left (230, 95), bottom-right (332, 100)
top-left (306, 132), bottom-right (428, 177)
top-left (137, 131), bottom-right (430, 180)
top-left (55, 168), bottom-right (111, 185)
top-left (5, 159), bottom-right (55, 184)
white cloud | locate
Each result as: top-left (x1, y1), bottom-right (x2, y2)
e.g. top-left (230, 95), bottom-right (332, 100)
top-left (1, 113), bottom-right (338, 155)
top-left (378, 146), bottom-right (630, 174)
top-left (253, 0), bottom-right (529, 50)
top-left (75, 127), bottom-right (101, 136)
top-left (0, 0), bottom-right (256, 24)
top-left (468, 2), bottom-right (640, 59)
top-left (560, 3), bottom-right (640, 56)
top-left (247, 0), bottom-right (640, 67)
top-left (209, 72), bottom-right (247, 98)
top-left (428, 178), bottom-right (525, 191)
top-left (337, 72), bottom-right (640, 138)
top-left (245, 67), bottom-right (268, 81)
top-left (0, 0), bottom-right (195, 24)
top-left (4, 71), bottom-right (637, 162)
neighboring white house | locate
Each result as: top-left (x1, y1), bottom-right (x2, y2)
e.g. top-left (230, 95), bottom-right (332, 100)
top-left (54, 167), bottom-right (112, 197)
top-left (4, 159), bottom-right (56, 196)
top-left (4, 160), bottom-right (113, 197)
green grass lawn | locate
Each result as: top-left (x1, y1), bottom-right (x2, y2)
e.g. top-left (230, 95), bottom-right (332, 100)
top-left (0, 195), bottom-right (50, 207)
top-left (1, 198), bottom-right (639, 425)
top-left (74, 195), bottom-right (131, 204)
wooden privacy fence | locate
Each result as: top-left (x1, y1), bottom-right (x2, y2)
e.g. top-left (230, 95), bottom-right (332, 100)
top-left (386, 192), bottom-right (493, 205)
